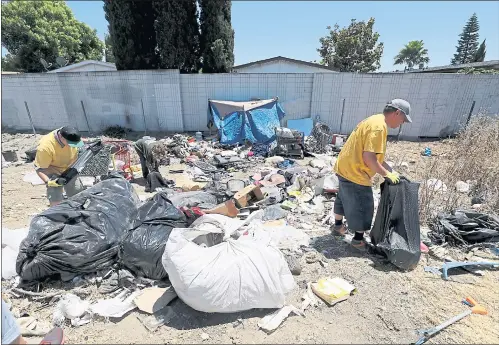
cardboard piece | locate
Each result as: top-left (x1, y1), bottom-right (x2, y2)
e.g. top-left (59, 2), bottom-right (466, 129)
top-left (204, 200), bottom-right (239, 218)
top-left (134, 287), bottom-right (178, 314)
top-left (233, 185), bottom-right (264, 208)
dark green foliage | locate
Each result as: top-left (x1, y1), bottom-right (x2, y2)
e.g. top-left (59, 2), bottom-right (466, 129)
top-left (1, 54), bottom-right (21, 72)
top-left (394, 40), bottom-right (430, 69)
top-left (153, 0), bottom-right (200, 73)
top-left (451, 13), bottom-right (480, 65)
top-left (1, 0), bottom-right (103, 73)
top-left (199, 0), bottom-right (235, 73)
top-left (473, 39), bottom-right (486, 63)
top-left (318, 18), bottom-right (384, 72)
top-left (103, 0), bottom-right (158, 70)
top-left (104, 33), bottom-right (115, 63)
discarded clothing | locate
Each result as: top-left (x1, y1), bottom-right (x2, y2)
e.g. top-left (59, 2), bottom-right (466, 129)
top-left (145, 171), bottom-right (174, 193)
top-left (370, 179), bottom-right (421, 271)
top-left (169, 191), bottom-right (218, 209)
top-left (429, 210), bottom-right (499, 245)
top-left (120, 193), bottom-right (187, 280)
top-left (17, 178), bottom-right (139, 282)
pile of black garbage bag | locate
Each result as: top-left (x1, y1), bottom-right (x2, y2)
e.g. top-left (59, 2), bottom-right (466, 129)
top-left (16, 176), bottom-right (188, 282)
top-left (429, 210), bottom-right (499, 245)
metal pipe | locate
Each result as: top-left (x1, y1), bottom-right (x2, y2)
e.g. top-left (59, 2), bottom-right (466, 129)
top-left (339, 98), bottom-right (346, 134)
top-left (24, 101), bottom-right (36, 135)
top-left (465, 100), bottom-right (476, 126)
top-left (80, 100), bottom-right (91, 134)
top-left (141, 98), bottom-right (147, 135)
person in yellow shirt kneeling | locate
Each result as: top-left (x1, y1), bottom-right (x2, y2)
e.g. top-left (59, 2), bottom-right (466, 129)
top-left (332, 99), bottom-right (412, 251)
top-left (34, 126), bottom-right (85, 207)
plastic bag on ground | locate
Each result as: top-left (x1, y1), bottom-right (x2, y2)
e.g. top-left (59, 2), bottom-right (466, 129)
top-left (189, 214), bottom-right (245, 238)
top-left (16, 178), bottom-right (140, 282)
top-left (53, 294), bottom-right (90, 326)
top-left (168, 191), bottom-right (218, 209)
top-left (90, 289), bottom-right (141, 318)
top-left (162, 228), bottom-right (296, 313)
top-left (2, 228), bottom-right (29, 279)
top-left (120, 193), bottom-right (187, 280)
top-left (370, 179), bottom-right (421, 271)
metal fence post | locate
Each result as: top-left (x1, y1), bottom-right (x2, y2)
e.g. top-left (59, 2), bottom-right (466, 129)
top-left (24, 101), bottom-right (36, 135)
top-left (80, 100), bottom-right (91, 134)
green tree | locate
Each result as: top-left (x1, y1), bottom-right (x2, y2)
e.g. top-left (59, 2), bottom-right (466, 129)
top-left (103, 0), bottom-right (158, 70)
top-left (1, 0), bottom-right (103, 72)
top-left (394, 40), bottom-right (430, 69)
top-left (451, 13), bottom-right (480, 65)
top-left (199, 0), bottom-right (234, 73)
top-left (104, 33), bottom-right (115, 63)
top-left (473, 39), bottom-right (486, 62)
top-left (153, 0), bottom-right (200, 73)
top-left (317, 18), bottom-right (384, 72)
top-left (1, 53), bottom-right (21, 72)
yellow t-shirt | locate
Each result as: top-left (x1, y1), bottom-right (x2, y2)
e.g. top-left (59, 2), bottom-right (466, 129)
top-left (34, 130), bottom-right (78, 174)
top-left (334, 114), bottom-right (387, 186)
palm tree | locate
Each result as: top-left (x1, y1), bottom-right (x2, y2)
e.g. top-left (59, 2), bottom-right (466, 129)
top-left (394, 40), bottom-right (430, 69)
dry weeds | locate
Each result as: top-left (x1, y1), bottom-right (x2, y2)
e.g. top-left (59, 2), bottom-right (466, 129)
top-left (386, 114), bottom-right (499, 224)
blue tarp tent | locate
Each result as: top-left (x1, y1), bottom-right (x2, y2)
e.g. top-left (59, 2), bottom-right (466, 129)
top-left (209, 98), bottom-right (285, 145)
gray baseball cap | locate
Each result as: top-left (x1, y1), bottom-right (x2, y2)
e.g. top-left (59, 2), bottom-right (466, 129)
top-left (387, 99), bottom-right (412, 123)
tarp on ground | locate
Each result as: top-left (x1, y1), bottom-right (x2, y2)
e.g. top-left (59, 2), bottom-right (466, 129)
top-left (209, 98), bottom-right (285, 145)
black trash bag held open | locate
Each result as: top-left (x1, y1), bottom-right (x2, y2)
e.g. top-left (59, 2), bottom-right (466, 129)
top-left (16, 178), bottom-right (139, 282)
top-left (120, 193), bottom-right (187, 280)
top-left (370, 178), bottom-right (421, 271)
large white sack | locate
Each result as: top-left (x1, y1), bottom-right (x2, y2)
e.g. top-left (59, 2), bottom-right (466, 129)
top-left (162, 228), bottom-right (296, 313)
top-left (2, 228), bottom-right (29, 279)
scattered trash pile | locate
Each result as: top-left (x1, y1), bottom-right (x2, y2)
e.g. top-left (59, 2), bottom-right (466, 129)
top-left (3, 121), bottom-right (355, 334)
top-left (429, 211), bottom-right (499, 245)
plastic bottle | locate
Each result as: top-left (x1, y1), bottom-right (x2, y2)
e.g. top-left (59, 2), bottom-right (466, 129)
top-left (195, 131), bottom-right (203, 141)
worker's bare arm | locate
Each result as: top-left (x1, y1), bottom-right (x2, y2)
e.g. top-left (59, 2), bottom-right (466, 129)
top-left (36, 169), bottom-right (50, 184)
top-left (362, 151), bottom-right (389, 177)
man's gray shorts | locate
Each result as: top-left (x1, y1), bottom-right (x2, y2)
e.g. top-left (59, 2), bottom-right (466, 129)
top-left (38, 168), bottom-right (85, 203)
top-left (333, 175), bottom-right (374, 232)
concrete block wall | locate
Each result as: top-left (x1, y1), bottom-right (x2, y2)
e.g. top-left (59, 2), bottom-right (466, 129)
top-left (2, 70), bottom-right (499, 138)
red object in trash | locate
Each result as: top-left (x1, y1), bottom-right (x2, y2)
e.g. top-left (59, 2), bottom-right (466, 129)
top-left (103, 139), bottom-right (133, 180)
top-left (247, 151), bottom-right (255, 157)
top-left (420, 242), bottom-right (429, 253)
top-left (39, 327), bottom-right (64, 344)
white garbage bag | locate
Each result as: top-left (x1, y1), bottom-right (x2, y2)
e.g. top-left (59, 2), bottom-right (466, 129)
top-left (162, 228), bottom-right (296, 313)
top-left (1, 228), bottom-right (29, 279)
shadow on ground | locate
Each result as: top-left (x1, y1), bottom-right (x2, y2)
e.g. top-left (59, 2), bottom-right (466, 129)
top-left (156, 298), bottom-right (270, 330)
top-left (311, 232), bottom-right (400, 273)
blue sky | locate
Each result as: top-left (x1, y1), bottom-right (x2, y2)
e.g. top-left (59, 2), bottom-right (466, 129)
top-left (7, 1), bottom-right (499, 71)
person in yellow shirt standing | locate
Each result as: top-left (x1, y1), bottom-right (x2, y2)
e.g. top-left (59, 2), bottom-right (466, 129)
top-left (34, 126), bottom-right (85, 207)
top-left (332, 99), bottom-right (412, 250)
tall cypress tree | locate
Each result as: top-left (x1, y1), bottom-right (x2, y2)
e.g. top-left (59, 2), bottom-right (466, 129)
top-left (103, 0), bottom-right (158, 70)
top-left (451, 13), bottom-right (480, 65)
top-left (199, 0), bottom-right (234, 73)
top-left (473, 39), bottom-right (486, 62)
top-left (153, 0), bottom-right (200, 73)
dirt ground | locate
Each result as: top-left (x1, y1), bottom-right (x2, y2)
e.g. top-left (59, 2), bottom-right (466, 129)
top-left (1, 133), bottom-right (498, 344)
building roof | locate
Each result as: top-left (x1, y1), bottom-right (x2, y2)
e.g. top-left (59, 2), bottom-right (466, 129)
top-left (232, 56), bottom-right (339, 72)
top-left (408, 60), bottom-right (499, 73)
top-left (47, 60), bottom-right (116, 73)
